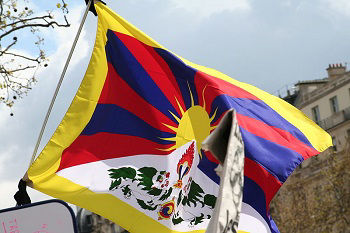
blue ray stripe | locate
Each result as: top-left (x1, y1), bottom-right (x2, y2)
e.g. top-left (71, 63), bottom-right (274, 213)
top-left (154, 48), bottom-right (199, 110)
top-left (241, 128), bottom-right (304, 183)
top-left (210, 94), bottom-right (314, 149)
top-left (243, 177), bottom-right (280, 233)
top-left (105, 30), bottom-right (180, 123)
top-left (198, 152), bottom-right (280, 232)
top-left (81, 104), bottom-right (175, 145)
top-left (197, 150), bottom-right (220, 184)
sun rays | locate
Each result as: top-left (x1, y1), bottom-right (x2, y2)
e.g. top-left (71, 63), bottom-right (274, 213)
top-left (160, 83), bottom-right (218, 153)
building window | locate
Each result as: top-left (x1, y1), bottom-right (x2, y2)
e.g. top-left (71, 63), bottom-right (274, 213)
top-left (332, 136), bottom-right (337, 151)
top-left (311, 106), bottom-right (320, 123)
top-left (329, 96), bottom-right (339, 113)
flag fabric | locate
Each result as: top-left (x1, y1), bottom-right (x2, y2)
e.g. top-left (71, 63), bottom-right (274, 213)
top-left (26, 2), bottom-right (332, 233)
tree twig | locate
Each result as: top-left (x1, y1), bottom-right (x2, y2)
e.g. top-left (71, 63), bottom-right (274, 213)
top-left (1, 51), bottom-right (40, 62)
top-left (0, 39), bottom-right (17, 55)
top-left (0, 16), bottom-right (70, 40)
top-left (4, 15), bottom-right (53, 28)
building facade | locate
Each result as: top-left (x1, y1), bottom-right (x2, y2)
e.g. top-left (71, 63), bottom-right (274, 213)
top-left (271, 64), bottom-right (350, 232)
top-left (295, 64), bottom-right (350, 155)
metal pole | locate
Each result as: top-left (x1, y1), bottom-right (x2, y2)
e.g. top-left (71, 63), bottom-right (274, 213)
top-left (28, 0), bottom-right (93, 168)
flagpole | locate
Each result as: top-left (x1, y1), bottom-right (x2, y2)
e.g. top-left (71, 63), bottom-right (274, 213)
top-left (28, 0), bottom-right (93, 169)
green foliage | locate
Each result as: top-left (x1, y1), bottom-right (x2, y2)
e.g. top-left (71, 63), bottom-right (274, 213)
top-left (159, 187), bottom-right (173, 201)
top-left (109, 179), bottom-right (121, 190)
top-left (181, 195), bottom-right (187, 206)
top-left (108, 167), bottom-right (136, 190)
top-left (107, 165), bottom-right (217, 226)
top-left (147, 187), bottom-right (162, 196)
top-left (122, 185), bottom-right (132, 197)
top-left (109, 167), bottom-right (137, 179)
top-left (184, 181), bottom-right (205, 207)
top-left (137, 167), bottom-right (158, 190)
top-left (172, 216), bottom-right (184, 225)
top-left (177, 190), bottom-right (183, 206)
top-left (204, 194), bottom-right (217, 209)
top-left (136, 199), bottom-right (158, 211)
top-left (191, 213), bottom-right (205, 225)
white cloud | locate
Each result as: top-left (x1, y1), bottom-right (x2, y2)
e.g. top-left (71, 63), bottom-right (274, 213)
top-left (0, 146), bottom-right (22, 209)
top-left (0, 132), bottom-right (56, 210)
top-left (0, 3), bottom-right (93, 210)
top-left (0, 49), bottom-right (39, 85)
top-left (0, 107), bottom-right (10, 128)
top-left (170, 0), bottom-right (251, 18)
top-left (281, 1), bottom-right (292, 7)
top-left (0, 181), bottom-right (54, 209)
top-left (324, 0), bottom-right (350, 17)
top-left (0, 146), bottom-right (17, 175)
top-left (0, 180), bottom-right (18, 208)
top-left (41, 5), bottom-right (91, 68)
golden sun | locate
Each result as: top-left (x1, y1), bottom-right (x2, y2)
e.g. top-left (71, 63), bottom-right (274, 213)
top-left (162, 84), bottom-right (217, 153)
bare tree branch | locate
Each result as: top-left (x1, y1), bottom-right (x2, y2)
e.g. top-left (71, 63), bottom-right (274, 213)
top-left (0, 0), bottom-right (71, 108)
top-left (0, 16), bottom-right (70, 40)
top-left (3, 15), bottom-right (53, 28)
top-left (0, 39), bottom-right (17, 55)
top-left (6, 65), bottom-right (36, 73)
top-left (1, 51), bottom-right (40, 62)
top-left (271, 145), bottom-right (350, 233)
top-left (0, 0), bottom-right (3, 18)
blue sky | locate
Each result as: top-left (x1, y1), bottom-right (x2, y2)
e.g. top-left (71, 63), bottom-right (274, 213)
top-left (0, 0), bottom-right (349, 209)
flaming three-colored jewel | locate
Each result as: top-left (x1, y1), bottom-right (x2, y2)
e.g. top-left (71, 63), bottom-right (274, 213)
top-left (174, 142), bottom-right (195, 188)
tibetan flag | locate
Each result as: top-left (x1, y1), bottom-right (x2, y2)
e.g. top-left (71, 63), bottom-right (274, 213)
top-left (26, 2), bottom-right (332, 233)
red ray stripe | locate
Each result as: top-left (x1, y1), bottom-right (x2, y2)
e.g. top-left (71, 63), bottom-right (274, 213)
top-left (114, 31), bottom-right (186, 116)
top-left (194, 69), bottom-right (317, 158)
top-left (203, 150), bottom-right (220, 164)
top-left (194, 70), bottom-right (260, 114)
top-left (57, 133), bottom-right (172, 172)
top-left (237, 114), bottom-right (319, 160)
top-left (99, 62), bottom-right (178, 132)
top-left (244, 157), bottom-right (282, 209)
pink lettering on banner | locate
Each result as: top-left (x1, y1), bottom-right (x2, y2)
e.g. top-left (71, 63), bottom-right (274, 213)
top-left (33, 223), bottom-right (49, 233)
top-left (1, 219), bottom-right (20, 233)
top-left (9, 218), bottom-right (19, 233)
top-left (2, 221), bottom-right (8, 233)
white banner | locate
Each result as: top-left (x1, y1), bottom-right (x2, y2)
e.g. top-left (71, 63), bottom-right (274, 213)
top-left (202, 109), bottom-right (244, 233)
top-left (0, 200), bottom-right (77, 233)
